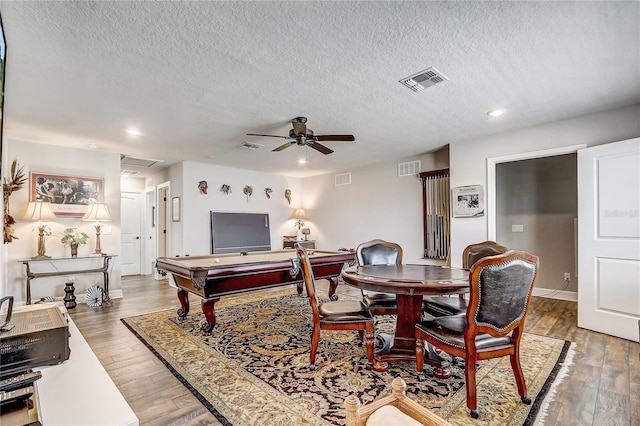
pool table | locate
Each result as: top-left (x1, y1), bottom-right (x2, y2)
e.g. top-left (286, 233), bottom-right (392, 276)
top-left (156, 250), bottom-right (356, 333)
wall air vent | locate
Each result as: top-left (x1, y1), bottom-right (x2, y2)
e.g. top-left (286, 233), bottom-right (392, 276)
top-left (335, 172), bottom-right (351, 186)
top-left (398, 160), bottom-right (421, 177)
top-left (120, 155), bottom-right (164, 168)
top-left (399, 67), bottom-right (448, 92)
top-left (239, 142), bottom-right (263, 150)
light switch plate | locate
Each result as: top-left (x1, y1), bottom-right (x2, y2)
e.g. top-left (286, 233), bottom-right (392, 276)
top-left (511, 224), bottom-right (524, 233)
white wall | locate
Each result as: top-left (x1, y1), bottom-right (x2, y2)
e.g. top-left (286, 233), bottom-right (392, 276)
top-left (2, 139), bottom-right (122, 305)
top-left (174, 161), bottom-right (302, 256)
top-left (301, 152), bottom-right (444, 262)
top-left (449, 104), bottom-right (640, 269)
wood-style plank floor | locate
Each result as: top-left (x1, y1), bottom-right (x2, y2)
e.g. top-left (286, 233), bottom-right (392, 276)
top-left (68, 275), bottom-right (640, 426)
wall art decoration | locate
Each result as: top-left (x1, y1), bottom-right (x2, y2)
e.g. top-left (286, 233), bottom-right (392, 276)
top-left (265, 188), bottom-right (273, 199)
top-left (452, 185), bottom-right (484, 217)
top-left (30, 172), bottom-right (103, 217)
top-left (284, 189), bottom-right (292, 205)
top-left (221, 184), bottom-right (231, 195)
top-left (198, 180), bottom-right (208, 194)
top-left (172, 197), bottom-right (180, 222)
top-left (243, 185), bottom-right (253, 202)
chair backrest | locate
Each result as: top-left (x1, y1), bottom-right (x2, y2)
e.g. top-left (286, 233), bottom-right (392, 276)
top-left (295, 244), bottom-right (320, 319)
top-left (462, 241), bottom-right (508, 269)
top-left (466, 250), bottom-right (539, 337)
top-left (356, 239), bottom-right (403, 266)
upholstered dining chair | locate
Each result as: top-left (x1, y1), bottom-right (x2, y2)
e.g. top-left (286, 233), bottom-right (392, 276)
top-left (295, 244), bottom-right (375, 370)
top-left (422, 241), bottom-right (508, 317)
top-left (415, 250), bottom-right (540, 419)
top-left (355, 239), bottom-right (403, 316)
top-left (344, 377), bottom-right (452, 426)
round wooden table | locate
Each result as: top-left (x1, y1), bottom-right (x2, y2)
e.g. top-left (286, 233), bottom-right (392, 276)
top-left (341, 264), bottom-right (469, 377)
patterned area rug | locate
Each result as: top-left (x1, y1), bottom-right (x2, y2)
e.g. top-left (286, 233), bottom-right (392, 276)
top-left (122, 288), bottom-right (572, 426)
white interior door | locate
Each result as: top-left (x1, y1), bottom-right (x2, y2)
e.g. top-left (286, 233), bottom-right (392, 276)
top-left (578, 137), bottom-right (640, 342)
top-left (142, 188), bottom-right (157, 275)
top-left (121, 192), bottom-right (142, 276)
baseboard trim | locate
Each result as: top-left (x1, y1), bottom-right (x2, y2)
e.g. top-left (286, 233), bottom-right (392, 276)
top-left (532, 288), bottom-right (578, 302)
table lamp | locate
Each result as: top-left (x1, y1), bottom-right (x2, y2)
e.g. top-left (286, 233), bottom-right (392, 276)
top-left (23, 200), bottom-right (56, 259)
top-left (293, 208), bottom-right (306, 241)
top-left (82, 203), bottom-right (111, 254)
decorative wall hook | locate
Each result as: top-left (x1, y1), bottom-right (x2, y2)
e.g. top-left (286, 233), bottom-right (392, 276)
top-left (221, 184), bottom-right (231, 195)
top-left (265, 188), bottom-right (273, 199)
top-left (198, 180), bottom-right (208, 194)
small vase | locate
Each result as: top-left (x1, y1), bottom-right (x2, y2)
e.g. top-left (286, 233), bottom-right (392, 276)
top-left (70, 243), bottom-right (79, 258)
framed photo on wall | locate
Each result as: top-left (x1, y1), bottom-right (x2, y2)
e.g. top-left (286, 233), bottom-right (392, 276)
top-left (452, 185), bottom-right (484, 217)
top-left (30, 172), bottom-right (103, 217)
top-left (172, 197), bottom-right (180, 222)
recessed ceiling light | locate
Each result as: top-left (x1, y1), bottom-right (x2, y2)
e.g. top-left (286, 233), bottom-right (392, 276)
top-left (298, 158), bottom-right (308, 165)
top-left (126, 129), bottom-right (142, 136)
top-left (487, 109), bottom-right (507, 117)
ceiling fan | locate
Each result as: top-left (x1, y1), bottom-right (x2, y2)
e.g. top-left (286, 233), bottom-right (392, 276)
top-left (246, 117), bottom-right (355, 155)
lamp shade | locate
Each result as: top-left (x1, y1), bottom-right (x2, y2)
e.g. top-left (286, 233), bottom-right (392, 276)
top-left (82, 203), bottom-right (112, 222)
top-left (23, 200), bottom-right (56, 221)
top-left (293, 208), bottom-right (306, 221)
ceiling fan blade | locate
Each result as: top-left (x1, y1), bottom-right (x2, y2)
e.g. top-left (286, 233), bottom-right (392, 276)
top-left (291, 120), bottom-right (307, 136)
top-left (308, 142), bottom-right (334, 155)
top-left (247, 133), bottom-right (291, 139)
top-left (272, 141), bottom-right (296, 152)
top-left (314, 134), bottom-right (355, 142)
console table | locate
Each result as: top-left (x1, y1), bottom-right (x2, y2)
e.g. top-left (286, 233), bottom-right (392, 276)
top-left (19, 255), bottom-right (115, 305)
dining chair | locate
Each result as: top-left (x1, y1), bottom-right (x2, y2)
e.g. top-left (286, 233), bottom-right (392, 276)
top-left (355, 239), bottom-right (403, 316)
top-left (344, 377), bottom-right (452, 426)
top-left (422, 241), bottom-right (508, 317)
top-left (415, 250), bottom-right (540, 419)
top-left (295, 244), bottom-right (375, 370)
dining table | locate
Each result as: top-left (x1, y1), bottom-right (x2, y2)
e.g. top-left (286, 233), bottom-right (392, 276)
top-left (341, 263), bottom-right (469, 378)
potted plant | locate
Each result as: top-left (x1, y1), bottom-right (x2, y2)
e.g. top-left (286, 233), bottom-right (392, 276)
top-left (60, 228), bottom-right (89, 257)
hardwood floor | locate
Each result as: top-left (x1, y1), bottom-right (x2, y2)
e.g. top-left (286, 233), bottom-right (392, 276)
top-left (68, 275), bottom-right (639, 426)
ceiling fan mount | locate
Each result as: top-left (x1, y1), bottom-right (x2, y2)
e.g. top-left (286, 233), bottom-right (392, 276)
top-left (247, 117), bottom-right (354, 155)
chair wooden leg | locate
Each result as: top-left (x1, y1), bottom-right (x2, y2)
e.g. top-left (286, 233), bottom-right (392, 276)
top-left (465, 355), bottom-right (479, 418)
top-left (415, 334), bottom-right (426, 381)
top-left (510, 350), bottom-right (531, 404)
top-left (358, 330), bottom-right (364, 342)
top-left (310, 326), bottom-right (321, 368)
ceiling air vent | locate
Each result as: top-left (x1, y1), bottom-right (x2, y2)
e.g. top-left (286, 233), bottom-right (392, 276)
top-left (239, 142), bottom-right (263, 150)
top-left (399, 67), bottom-right (448, 92)
top-left (120, 169), bottom-right (141, 177)
top-left (335, 172), bottom-right (351, 186)
top-left (120, 155), bottom-right (164, 168)
top-left (398, 160), bottom-right (421, 177)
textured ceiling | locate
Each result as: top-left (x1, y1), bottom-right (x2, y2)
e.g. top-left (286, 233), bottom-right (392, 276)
top-left (0, 1), bottom-right (638, 178)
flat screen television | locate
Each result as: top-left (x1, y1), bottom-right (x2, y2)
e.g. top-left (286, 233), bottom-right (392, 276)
top-left (210, 211), bottom-right (271, 254)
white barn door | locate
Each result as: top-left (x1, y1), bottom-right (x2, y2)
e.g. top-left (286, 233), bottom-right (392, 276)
top-left (578, 137), bottom-right (640, 342)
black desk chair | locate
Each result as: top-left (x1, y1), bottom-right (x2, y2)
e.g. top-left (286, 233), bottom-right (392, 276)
top-left (423, 241), bottom-right (508, 317)
top-left (415, 250), bottom-right (539, 418)
top-left (295, 244), bottom-right (375, 370)
top-left (356, 239), bottom-right (403, 316)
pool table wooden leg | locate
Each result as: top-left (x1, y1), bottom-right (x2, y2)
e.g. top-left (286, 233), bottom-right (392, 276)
top-left (328, 277), bottom-right (339, 301)
top-left (177, 289), bottom-right (190, 318)
top-left (201, 297), bottom-right (220, 334)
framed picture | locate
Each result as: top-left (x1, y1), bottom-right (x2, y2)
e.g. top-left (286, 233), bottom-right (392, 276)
top-left (30, 172), bottom-right (103, 217)
top-left (172, 197), bottom-right (180, 222)
top-left (452, 185), bottom-right (484, 217)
